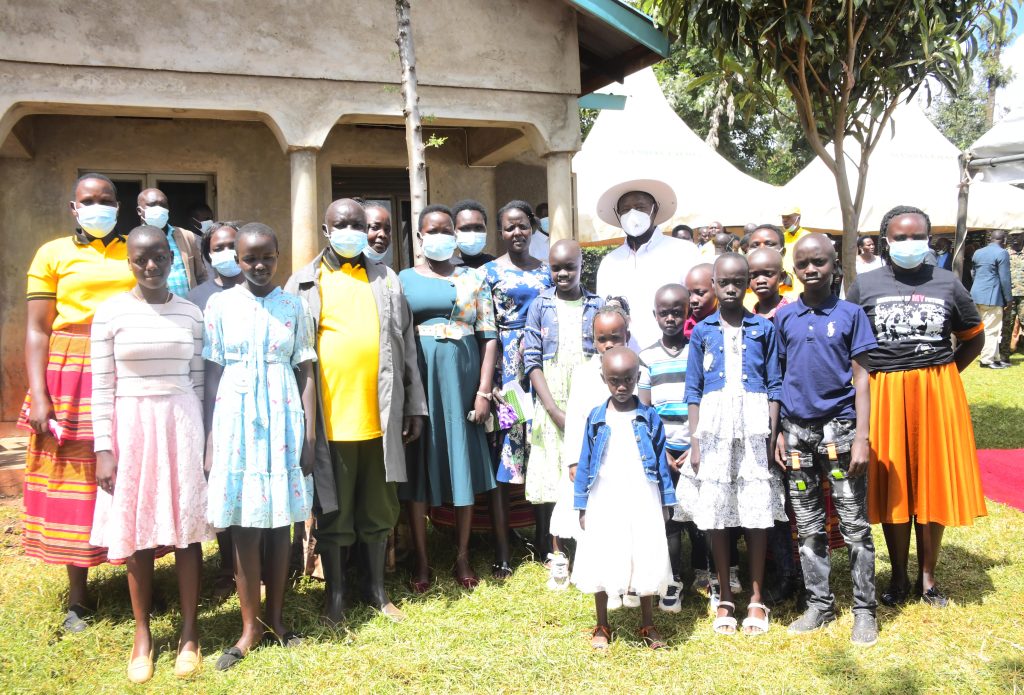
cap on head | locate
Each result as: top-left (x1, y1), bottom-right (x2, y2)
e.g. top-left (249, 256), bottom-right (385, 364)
top-left (595, 178), bottom-right (677, 227)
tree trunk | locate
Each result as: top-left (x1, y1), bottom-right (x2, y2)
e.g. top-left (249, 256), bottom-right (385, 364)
top-left (986, 40), bottom-right (1001, 128)
top-left (395, 0), bottom-right (426, 262)
top-left (831, 138), bottom-right (861, 290)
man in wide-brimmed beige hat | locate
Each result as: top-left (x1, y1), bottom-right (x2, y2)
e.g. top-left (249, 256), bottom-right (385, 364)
top-left (595, 178), bottom-right (700, 348)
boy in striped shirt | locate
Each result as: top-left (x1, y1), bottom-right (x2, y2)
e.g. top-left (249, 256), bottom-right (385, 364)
top-left (639, 283), bottom-right (692, 612)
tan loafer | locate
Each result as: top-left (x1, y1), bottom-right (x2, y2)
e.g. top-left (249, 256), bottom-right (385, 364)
top-left (174, 647), bottom-right (202, 678)
top-left (127, 646), bottom-right (155, 684)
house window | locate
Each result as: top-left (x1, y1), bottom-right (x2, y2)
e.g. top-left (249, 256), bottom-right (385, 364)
top-left (81, 171), bottom-right (216, 237)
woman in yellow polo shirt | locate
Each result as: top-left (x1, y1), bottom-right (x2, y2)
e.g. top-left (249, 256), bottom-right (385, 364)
top-left (20, 173), bottom-right (136, 632)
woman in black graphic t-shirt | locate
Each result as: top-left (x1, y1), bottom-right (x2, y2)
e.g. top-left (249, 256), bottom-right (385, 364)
top-left (848, 205), bottom-right (986, 609)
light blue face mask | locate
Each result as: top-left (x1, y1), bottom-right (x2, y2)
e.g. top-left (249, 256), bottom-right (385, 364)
top-left (422, 233), bottom-right (457, 261)
top-left (363, 245), bottom-right (388, 262)
top-left (75, 203), bottom-right (119, 238)
top-left (142, 205), bottom-right (169, 229)
top-left (329, 227), bottom-right (368, 258)
top-left (456, 231), bottom-right (487, 256)
top-left (887, 239), bottom-right (930, 269)
top-left (209, 248), bottom-right (242, 277)
top-left (539, 217), bottom-right (550, 234)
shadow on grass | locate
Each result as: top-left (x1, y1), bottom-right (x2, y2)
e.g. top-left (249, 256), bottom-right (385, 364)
top-left (967, 401), bottom-right (1024, 451)
top-left (815, 647), bottom-right (926, 694)
top-left (984, 656), bottom-right (1024, 691)
top-left (874, 541), bottom-right (1005, 610)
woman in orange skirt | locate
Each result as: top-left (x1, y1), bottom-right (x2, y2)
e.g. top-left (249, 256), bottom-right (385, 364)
top-left (847, 205), bottom-right (986, 608)
top-left (20, 173), bottom-right (135, 631)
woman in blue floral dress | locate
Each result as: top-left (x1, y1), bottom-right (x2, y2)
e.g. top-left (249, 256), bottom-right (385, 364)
top-left (203, 224), bottom-right (317, 670)
top-left (482, 201), bottom-right (552, 555)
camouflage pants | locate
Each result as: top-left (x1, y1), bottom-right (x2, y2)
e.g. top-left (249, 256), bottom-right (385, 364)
top-left (999, 296), bottom-right (1024, 356)
top-left (780, 416), bottom-right (877, 616)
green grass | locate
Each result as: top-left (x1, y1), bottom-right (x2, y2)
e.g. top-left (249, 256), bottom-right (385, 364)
top-left (961, 352), bottom-right (1024, 449)
top-left (0, 358), bottom-right (1020, 694)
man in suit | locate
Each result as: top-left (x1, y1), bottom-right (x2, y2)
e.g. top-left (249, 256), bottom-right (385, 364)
top-left (971, 230), bottom-right (1013, 369)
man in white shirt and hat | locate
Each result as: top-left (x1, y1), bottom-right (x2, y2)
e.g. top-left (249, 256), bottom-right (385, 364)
top-left (595, 178), bottom-right (700, 349)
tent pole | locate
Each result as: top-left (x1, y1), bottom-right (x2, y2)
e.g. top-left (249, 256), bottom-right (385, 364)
top-left (953, 152), bottom-right (970, 279)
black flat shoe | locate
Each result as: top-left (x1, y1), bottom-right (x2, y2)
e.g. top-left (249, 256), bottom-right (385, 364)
top-left (62, 604), bottom-right (93, 633)
top-left (215, 647), bottom-right (245, 671)
top-left (920, 586), bottom-right (949, 608)
top-left (491, 562), bottom-right (513, 580)
top-left (880, 583), bottom-right (911, 607)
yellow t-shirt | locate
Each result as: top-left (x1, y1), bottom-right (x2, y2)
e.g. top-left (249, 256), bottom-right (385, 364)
top-left (318, 260), bottom-right (382, 441)
top-left (26, 235), bottom-right (136, 329)
top-left (781, 227), bottom-right (810, 295)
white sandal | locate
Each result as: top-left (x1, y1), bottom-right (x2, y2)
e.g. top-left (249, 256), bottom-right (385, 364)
top-left (742, 602), bottom-right (771, 636)
top-left (712, 601), bottom-right (737, 635)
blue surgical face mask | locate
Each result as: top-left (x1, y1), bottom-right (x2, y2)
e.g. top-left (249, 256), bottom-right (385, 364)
top-left (363, 245), bottom-right (387, 263)
top-left (329, 227), bottom-right (368, 259)
top-left (887, 239), bottom-right (931, 269)
top-left (422, 233), bottom-right (457, 261)
top-left (539, 217), bottom-right (550, 234)
top-left (209, 248), bottom-right (242, 277)
top-left (74, 203), bottom-right (119, 238)
top-left (142, 205), bottom-right (169, 229)
top-left (456, 231), bottom-right (487, 256)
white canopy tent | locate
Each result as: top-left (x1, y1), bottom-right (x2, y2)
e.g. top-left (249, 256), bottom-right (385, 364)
top-left (573, 68), bottom-right (781, 243)
top-left (969, 113), bottom-right (1024, 185)
top-left (779, 100), bottom-right (1024, 233)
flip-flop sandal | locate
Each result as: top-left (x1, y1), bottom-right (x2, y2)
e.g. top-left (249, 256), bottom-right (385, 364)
top-left (712, 601), bottom-right (738, 635)
top-left (742, 602), bottom-right (771, 636)
top-left (215, 647), bottom-right (245, 671)
top-left (280, 631), bottom-right (303, 648)
top-left (491, 562), bottom-right (514, 580)
top-left (638, 625), bottom-right (666, 650)
top-left (590, 624), bottom-right (612, 650)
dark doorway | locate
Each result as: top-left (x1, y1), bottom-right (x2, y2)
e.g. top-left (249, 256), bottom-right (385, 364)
top-left (110, 179), bottom-right (142, 238)
top-left (157, 180), bottom-right (212, 233)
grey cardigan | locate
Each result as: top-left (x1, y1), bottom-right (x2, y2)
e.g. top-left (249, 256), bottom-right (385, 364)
top-left (285, 249), bottom-right (428, 515)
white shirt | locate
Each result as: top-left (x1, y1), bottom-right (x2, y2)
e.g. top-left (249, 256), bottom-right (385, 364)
top-left (529, 230), bottom-right (550, 262)
top-left (596, 232), bottom-right (701, 349)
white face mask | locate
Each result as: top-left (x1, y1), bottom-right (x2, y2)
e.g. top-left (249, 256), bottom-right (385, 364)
top-left (209, 248), bottom-right (242, 277)
top-left (142, 205), bottom-right (170, 229)
top-left (197, 219), bottom-right (215, 234)
top-left (619, 209), bottom-right (652, 238)
top-left (74, 203), bottom-right (119, 238)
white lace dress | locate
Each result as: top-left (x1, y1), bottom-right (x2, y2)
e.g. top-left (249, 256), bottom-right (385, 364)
top-left (570, 406), bottom-right (672, 597)
top-left (675, 324), bottom-right (785, 529)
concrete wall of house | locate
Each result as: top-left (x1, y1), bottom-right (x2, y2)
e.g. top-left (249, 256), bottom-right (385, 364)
top-left (0, 115), bottom-right (549, 418)
top-left (0, 0), bottom-right (580, 95)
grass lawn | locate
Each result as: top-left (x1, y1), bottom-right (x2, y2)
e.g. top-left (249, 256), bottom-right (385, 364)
top-left (0, 358), bottom-right (1021, 694)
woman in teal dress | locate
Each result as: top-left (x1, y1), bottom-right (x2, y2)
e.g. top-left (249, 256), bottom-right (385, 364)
top-left (399, 204), bottom-right (499, 590)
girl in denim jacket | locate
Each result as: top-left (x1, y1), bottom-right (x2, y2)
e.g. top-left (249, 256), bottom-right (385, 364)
top-left (680, 253), bottom-right (785, 637)
top-left (523, 240), bottom-right (603, 588)
top-left (571, 346), bottom-right (675, 650)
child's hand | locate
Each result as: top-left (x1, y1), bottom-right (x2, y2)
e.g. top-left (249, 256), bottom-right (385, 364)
top-left (689, 441), bottom-right (701, 474)
top-left (578, 510), bottom-right (586, 530)
top-left (770, 433), bottom-right (786, 472)
top-left (848, 435), bottom-right (870, 478)
top-left (663, 506), bottom-right (670, 521)
top-left (95, 450), bottom-right (117, 494)
top-left (550, 407), bottom-right (566, 432)
top-left (568, 463), bottom-right (577, 482)
top-left (402, 415), bottom-right (424, 444)
top-left (203, 433), bottom-right (214, 479)
top-left (666, 451), bottom-right (681, 473)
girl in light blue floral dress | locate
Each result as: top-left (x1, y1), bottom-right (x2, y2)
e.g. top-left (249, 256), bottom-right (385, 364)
top-left (202, 223), bottom-right (317, 671)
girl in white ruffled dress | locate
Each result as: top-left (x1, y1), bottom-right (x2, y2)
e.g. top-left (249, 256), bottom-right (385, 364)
top-left (679, 253), bottom-right (785, 637)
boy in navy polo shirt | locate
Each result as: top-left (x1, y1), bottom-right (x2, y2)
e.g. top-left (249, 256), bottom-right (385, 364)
top-left (773, 234), bottom-right (879, 647)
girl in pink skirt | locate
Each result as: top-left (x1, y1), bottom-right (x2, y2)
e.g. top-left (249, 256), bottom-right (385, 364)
top-left (89, 226), bottom-right (212, 683)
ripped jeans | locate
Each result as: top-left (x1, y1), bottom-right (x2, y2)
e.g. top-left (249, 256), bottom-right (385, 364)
top-left (780, 416), bottom-right (876, 617)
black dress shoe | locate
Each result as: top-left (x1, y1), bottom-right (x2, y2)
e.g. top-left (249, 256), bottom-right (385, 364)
top-left (980, 362), bottom-right (1009, 369)
top-left (920, 586), bottom-right (949, 608)
top-left (62, 604), bottom-right (93, 633)
top-left (880, 583), bottom-right (912, 607)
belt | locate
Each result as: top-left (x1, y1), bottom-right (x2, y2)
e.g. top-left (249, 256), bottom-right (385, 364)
top-left (416, 323), bottom-right (472, 340)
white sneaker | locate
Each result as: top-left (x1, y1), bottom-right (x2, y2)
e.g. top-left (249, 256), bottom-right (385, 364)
top-left (691, 569), bottom-right (711, 596)
top-left (659, 580), bottom-right (683, 613)
top-left (729, 566), bottom-right (744, 594)
top-left (606, 593), bottom-right (623, 611)
top-left (545, 552), bottom-right (570, 591)
top-left (622, 590), bottom-right (641, 608)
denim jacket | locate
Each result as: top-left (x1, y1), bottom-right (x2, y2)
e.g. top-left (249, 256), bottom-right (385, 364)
top-left (573, 399), bottom-right (676, 509)
top-left (684, 311), bottom-right (782, 404)
top-left (523, 287), bottom-right (604, 375)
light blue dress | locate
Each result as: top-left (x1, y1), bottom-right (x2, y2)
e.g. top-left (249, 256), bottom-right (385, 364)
top-left (203, 285), bottom-right (316, 529)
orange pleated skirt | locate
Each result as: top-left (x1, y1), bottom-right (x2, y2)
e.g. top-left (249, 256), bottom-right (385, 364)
top-left (868, 361), bottom-right (987, 527)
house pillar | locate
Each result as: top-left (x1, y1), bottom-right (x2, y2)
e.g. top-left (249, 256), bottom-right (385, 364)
top-left (544, 151), bottom-right (575, 242)
top-left (289, 146), bottom-right (320, 271)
